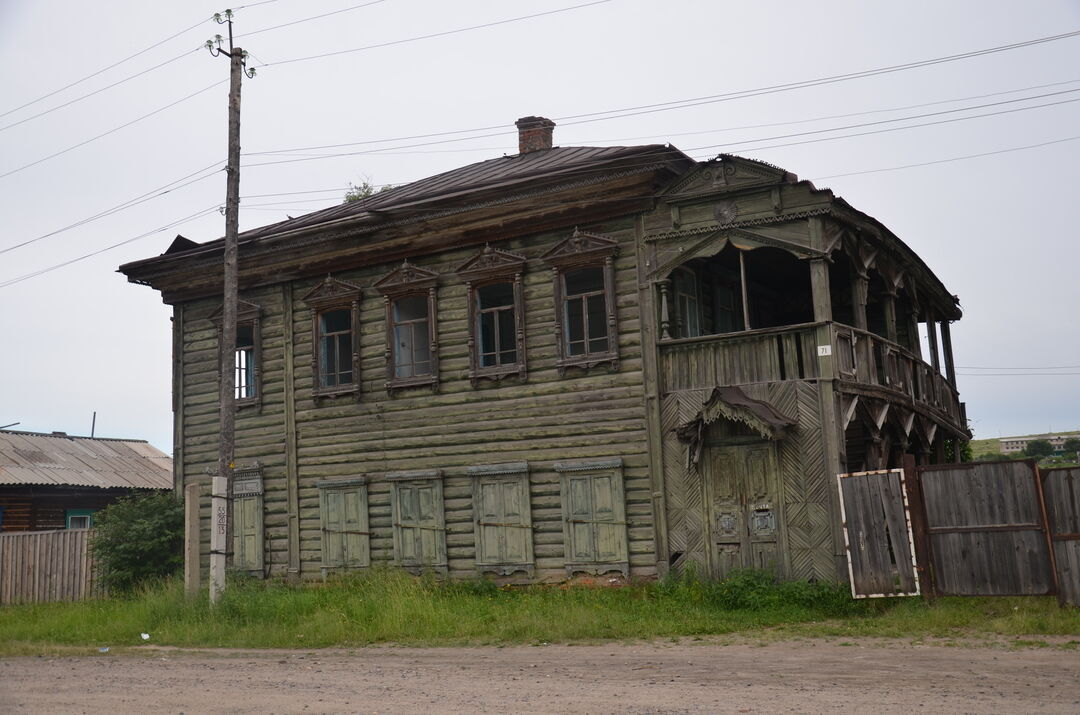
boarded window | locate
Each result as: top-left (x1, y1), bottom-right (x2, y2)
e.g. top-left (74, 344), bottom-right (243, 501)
top-left (469, 463), bottom-right (534, 577)
top-left (389, 470), bottom-right (447, 574)
top-left (555, 458), bottom-right (629, 577)
top-left (318, 479), bottom-right (371, 571)
top-left (232, 466), bottom-right (264, 575)
top-left (232, 495), bottom-right (264, 573)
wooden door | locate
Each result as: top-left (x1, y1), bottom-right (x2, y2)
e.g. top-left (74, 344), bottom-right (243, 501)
top-left (705, 442), bottom-right (782, 578)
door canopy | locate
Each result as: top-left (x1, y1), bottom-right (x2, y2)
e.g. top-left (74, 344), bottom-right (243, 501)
top-left (676, 386), bottom-right (796, 465)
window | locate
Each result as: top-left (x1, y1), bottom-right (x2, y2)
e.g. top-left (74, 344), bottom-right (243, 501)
top-left (318, 309), bottom-right (353, 388)
top-left (469, 462), bottom-right (534, 577)
top-left (302, 276), bottom-right (362, 397)
top-left (555, 458), bottom-right (629, 577)
top-left (390, 295), bottom-right (431, 379)
top-left (673, 267), bottom-right (702, 338)
top-left (542, 228), bottom-right (620, 373)
top-left (389, 470), bottom-right (447, 574)
top-left (232, 464), bottom-right (264, 574)
top-left (210, 299), bottom-right (262, 407)
top-left (457, 245), bottom-right (527, 385)
top-left (66, 508), bottom-right (94, 529)
top-left (375, 260), bottom-right (440, 392)
top-left (318, 478), bottom-right (370, 571)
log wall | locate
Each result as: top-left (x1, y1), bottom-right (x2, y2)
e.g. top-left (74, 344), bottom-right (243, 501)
top-left (178, 217), bottom-right (657, 581)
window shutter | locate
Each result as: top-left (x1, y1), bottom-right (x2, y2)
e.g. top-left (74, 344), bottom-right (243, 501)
top-left (390, 470), bottom-right (446, 574)
top-left (319, 480), bottom-right (370, 572)
top-left (470, 463), bottom-right (534, 577)
top-left (556, 458), bottom-right (629, 577)
top-left (233, 495), bottom-right (264, 573)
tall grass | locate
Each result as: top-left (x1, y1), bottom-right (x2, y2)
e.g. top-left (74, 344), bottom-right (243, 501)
top-left (1, 568), bottom-right (1077, 652)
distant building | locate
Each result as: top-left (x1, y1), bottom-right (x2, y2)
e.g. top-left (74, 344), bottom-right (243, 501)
top-left (1000, 433), bottom-right (1080, 454)
top-left (0, 430), bottom-right (172, 532)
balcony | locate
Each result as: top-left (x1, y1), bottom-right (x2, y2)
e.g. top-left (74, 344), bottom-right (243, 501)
top-left (658, 322), bottom-right (964, 431)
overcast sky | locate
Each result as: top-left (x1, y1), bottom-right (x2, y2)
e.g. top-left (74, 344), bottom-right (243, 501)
top-left (1, 0), bottom-right (1078, 453)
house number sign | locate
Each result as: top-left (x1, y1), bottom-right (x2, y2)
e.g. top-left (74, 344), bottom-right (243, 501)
top-left (216, 505), bottom-right (227, 535)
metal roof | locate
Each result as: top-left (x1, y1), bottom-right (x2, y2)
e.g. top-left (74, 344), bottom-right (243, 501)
top-left (0, 430), bottom-right (172, 490)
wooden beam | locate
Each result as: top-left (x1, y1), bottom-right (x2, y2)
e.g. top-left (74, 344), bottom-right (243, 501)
top-left (851, 271), bottom-right (869, 331)
top-left (282, 282), bottom-right (301, 583)
top-left (940, 320), bottom-right (957, 388)
top-left (882, 290), bottom-right (898, 343)
top-left (925, 313), bottom-right (941, 373)
top-left (738, 250), bottom-right (751, 330)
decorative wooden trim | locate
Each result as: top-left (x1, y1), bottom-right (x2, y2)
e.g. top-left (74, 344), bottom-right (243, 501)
top-left (385, 468), bottom-right (443, 482)
top-left (556, 457), bottom-right (629, 578)
top-left (302, 276), bottom-right (362, 399)
top-left (376, 260), bottom-right (440, 394)
top-left (457, 245), bottom-right (528, 386)
top-left (470, 461), bottom-right (534, 578)
top-left (543, 228), bottom-right (620, 375)
top-left (210, 299), bottom-right (263, 411)
top-left (315, 476), bottom-right (368, 488)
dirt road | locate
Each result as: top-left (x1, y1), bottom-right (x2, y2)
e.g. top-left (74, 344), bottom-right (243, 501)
top-left (2, 639), bottom-right (1078, 714)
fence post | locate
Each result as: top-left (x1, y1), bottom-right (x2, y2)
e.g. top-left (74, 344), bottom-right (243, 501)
top-left (902, 453), bottom-right (935, 599)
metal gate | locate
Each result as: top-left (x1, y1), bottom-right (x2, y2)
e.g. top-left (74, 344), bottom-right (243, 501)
top-left (919, 460), bottom-right (1055, 597)
top-left (1041, 467), bottom-right (1080, 606)
top-left (837, 469), bottom-right (920, 598)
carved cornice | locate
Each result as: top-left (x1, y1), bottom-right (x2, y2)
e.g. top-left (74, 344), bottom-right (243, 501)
top-left (455, 244), bottom-right (526, 282)
top-left (300, 275), bottom-right (362, 307)
top-left (374, 259), bottom-right (439, 295)
top-left (644, 207), bottom-right (833, 242)
top-left (541, 227), bottom-right (619, 267)
top-left (208, 299), bottom-right (261, 325)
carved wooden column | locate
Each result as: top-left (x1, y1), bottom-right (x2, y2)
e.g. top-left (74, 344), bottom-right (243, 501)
top-left (926, 311), bottom-right (941, 373)
top-left (882, 288), bottom-right (898, 343)
top-left (851, 270), bottom-right (869, 331)
top-left (940, 320), bottom-right (957, 388)
top-left (658, 279), bottom-right (672, 340)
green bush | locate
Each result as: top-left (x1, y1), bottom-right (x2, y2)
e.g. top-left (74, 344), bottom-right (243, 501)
top-left (90, 491), bottom-right (184, 594)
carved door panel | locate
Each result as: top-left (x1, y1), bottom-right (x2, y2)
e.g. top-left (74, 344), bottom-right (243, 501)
top-left (705, 442), bottom-right (781, 578)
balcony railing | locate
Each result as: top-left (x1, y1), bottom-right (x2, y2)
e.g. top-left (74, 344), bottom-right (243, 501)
top-left (657, 322), bottom-right (963, 429)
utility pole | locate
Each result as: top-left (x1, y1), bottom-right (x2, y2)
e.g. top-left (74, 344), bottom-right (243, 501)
top-left (206, 9), bottom-right (255, 605)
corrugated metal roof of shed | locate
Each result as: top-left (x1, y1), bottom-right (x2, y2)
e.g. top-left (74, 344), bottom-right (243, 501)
top-left (0, 430), bottom-right (172, 490)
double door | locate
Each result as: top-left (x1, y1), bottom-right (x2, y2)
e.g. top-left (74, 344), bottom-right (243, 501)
top-left (704, 441), bottom-right (783, 578)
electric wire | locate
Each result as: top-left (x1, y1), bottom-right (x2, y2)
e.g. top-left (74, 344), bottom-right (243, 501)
top-left (257, 0), bottom-right (613, 67)
top-left (0, 161), bottom-right (223, 255)
top-left (0, 205), bottom-right (220, 289)
top-left (0, 80), bottom-right (227, 180)
top-left (236, 0), bottom-right (391, 39)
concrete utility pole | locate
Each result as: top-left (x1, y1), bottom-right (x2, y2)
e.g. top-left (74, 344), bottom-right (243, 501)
top-left (206, 9), bottom-right (255, 605)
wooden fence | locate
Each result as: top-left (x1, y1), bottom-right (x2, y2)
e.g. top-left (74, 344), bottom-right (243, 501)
top-left (0, 529), bottom-right (98, 605)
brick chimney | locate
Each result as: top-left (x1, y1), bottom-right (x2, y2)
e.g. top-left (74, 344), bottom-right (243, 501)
top-left (515, 116), bottom-right (556, 154)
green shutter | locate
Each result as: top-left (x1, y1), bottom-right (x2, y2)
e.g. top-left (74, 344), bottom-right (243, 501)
top-left (556, 459), bottom-right (629, 577)
top-left (319, 482), bottom-right (370, 572)
top-left (232, 495), bottom-right (264, 573)
top-left (470, 463), bottom-right (534, 577)
top-left (390, 471), bottom-right (446, 574)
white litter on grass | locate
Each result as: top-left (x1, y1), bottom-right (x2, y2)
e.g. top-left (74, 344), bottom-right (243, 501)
top-left (98, 647), bottom-right (110, 653)
top-left (140, 633), bottom-right (150, 640)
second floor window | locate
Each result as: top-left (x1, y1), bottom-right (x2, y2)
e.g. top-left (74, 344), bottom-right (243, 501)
top-left (391, 295), bottom-right (431, 379)
top-left (318, 308), bottom-right (353, 388)
top-left (477, 282), bottom-right (517, 368)
top-left (235, 323), bottom-right (256, 399)
top-left (563, 266), bottom-right (610, 356)
top-left (302, 276), bottom-right (362, 397)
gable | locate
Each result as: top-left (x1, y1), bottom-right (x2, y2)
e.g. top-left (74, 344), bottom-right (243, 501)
top-left (664, 155), bottom-right (794, 203)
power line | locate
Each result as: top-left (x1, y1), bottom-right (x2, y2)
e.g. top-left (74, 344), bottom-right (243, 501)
top-left (713, 95), bottom-right (1080, 156)
top-left (0, 205), bottom-right (220, 289)
top-left (0, 161), bottom-right (223, 255)
top-left (958, 365), bottom-right (1080, 370)
top-left (0, 16), bottom-right (209, 122)
top-left (0, 80), bottom-right (226, 181)
top-left (259, 0), bottom-right (614, 67)
top-left (957, 373), bottom-right (1080, 377)
top-left (237, 0), bottom-right (391, 38)
top-left (810, 135), bottom-right (1080, 181)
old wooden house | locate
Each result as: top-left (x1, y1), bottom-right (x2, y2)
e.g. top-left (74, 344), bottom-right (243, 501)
top-left (120, 117), bottom-right (967, 586)
top-left (0, 430), bottom-right (172, 532)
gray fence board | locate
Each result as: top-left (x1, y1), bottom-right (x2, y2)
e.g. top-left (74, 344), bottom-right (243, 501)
top-left (919, 461), bottom-right (1054, 597)
top-left (1042, 467), bottom-right (1080, 606)
top-left (0, 529), bottom-right (99, 605)
top-left (838, 469), bottom-right (919, 598)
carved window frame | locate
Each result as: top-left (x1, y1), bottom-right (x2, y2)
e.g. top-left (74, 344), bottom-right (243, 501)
top-left (456, 245), bottom-right (527, 386)
top-left (210, 299), bottom-right (263, 410)
top-left (301, 276), bottom-right (362, 399)
top-left (374, 260), bottom-right (440, 394)
top-left (542, 228), bottom-right (619, 374)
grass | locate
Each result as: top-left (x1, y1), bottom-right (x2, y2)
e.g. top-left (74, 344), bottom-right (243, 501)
top-left (1, 568), bottom-right (1078, 654)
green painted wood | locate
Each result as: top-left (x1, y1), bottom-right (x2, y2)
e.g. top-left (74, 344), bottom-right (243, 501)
top-left (391, 475), bottom-right (447, 573)
top-left (319, 484), bottom-right (370, 570)
top-left (556, 459), bottom-right (629, 577)
top-left (471, 465), bottom-right (534, 576)
top-left (232, 494), bottom-right (263, 574)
